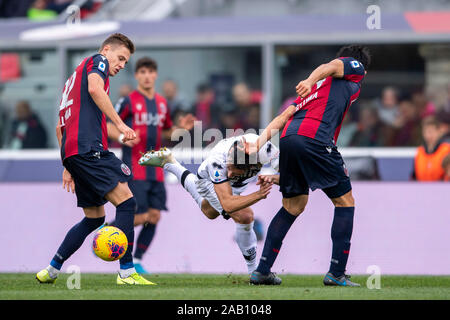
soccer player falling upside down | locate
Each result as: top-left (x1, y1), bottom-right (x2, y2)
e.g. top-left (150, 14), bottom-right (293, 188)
top-left (247, 45), bottom-right (371, 286)
top-left (36, 33), bottom-right (154, 285)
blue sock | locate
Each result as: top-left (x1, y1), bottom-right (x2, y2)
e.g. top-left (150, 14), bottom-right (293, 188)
top-left (328, 207), bottom-right (354, 277)
top-left (256, 207), bottom-right (297, 275)
top-left (50, 216), bottom-right (105, 270)
top-left (134, 223), bottom-right (156, 260)
top-left (115, 197), bottom-right (137, 270)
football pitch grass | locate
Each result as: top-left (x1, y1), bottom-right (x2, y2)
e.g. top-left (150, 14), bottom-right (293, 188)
top-left (1, 273), bottom-right (449, 300)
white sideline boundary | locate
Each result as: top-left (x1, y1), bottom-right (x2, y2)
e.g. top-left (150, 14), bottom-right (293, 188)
top-left (0, 147), bottom-right (417, 160)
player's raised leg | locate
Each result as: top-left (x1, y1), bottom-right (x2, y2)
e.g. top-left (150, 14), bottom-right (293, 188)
top-left (105, 182), bottom-right (155, 285)
top-left (139, 148), bottom-right (205, 210)
top-left (250, 195), bottom-right (307, 285)
top-left (36, 206), bottom-right (106, 283)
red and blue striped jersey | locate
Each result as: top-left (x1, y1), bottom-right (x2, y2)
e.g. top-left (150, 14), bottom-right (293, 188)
top-left (59, 54), bottom-right (110, 160)
top-left (115, 90), bottom-right (173, 182)
top-left (281, 57), bottom-right (365, 146)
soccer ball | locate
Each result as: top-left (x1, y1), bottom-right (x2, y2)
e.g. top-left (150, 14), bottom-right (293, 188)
top-left (93, 226), bottom-right (128, 261)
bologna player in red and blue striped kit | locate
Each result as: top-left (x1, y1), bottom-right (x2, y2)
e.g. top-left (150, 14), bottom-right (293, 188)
top-left (108, 57), bottom-right (195, 273)
top-left (248, 45), bottom-right (371, 286)
top-left (36, 34), bottom-right (155, 285)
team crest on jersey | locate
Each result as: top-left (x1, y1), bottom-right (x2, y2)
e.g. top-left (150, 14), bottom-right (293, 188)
top-left (121, 163), bottom-right (131, 176)
top-left (136, 103), bottom-right (142, 111)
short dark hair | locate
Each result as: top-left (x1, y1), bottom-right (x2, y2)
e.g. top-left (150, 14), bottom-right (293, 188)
top-left (135, 57), bottom-right (158, 73)
top-left (336, 45), bottom-right (371, 69)
top-left (422, 115), bottom-right (441, 128)
top-left (101, 33), bottom-right (135, 54)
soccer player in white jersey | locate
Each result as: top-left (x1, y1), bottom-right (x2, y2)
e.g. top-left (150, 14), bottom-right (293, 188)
top-left (139, 133), bottom-right (279, 273)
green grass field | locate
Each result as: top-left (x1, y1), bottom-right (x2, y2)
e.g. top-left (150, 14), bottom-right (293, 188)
top-left (1, 273), bottom-right (449, 300)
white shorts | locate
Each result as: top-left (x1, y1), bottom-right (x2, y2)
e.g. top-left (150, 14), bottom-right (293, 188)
top-left (195, 178), bottom-right (247, 215)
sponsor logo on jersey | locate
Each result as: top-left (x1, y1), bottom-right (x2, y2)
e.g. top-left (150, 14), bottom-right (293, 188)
top-left (134, 112), bottom-right (165, 127)
top-left (295, 91), bottom-right (318, 112)
top-left (121, 163), bottom-right (131, 176)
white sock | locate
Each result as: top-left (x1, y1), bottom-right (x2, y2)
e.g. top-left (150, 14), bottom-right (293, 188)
top-left (119, 267), bottom-right (137, 278)
top-left (235, 222), bottom-right (258, 274)
top-left (163, 161), bottom-right (185, 181)
top-left (183, 173), bottom-right (204, 209)
top-left (46, 265), bottom-right (59, 279)
top-left (165, 161), bottom-right (204, 209)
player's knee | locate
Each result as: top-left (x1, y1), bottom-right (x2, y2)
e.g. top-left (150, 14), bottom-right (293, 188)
top-left (201, 202), bottom-right (219, 219)
top-left (282, 200), bottom-right (306, 216)
top-left (282, 195), bottom-right (308, 216)
top-left (283, 205), bottom-right (305, 216)
top-left (204, 210), bottom-right (219, 220)
top-left (237, 211), bottom-right (254, 224)
top-left (332, 191), bottom-right (355, 207)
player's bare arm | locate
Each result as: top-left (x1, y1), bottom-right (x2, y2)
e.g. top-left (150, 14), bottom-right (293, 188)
top-left (88, 73), bottom-right (136, 142)
top-left (244, 105), bottom-right (296, 155)
top-left (56, 118), bottom-right (75, 193)
top-left (213, 181), bottom-right (272, 214)
top-left (296, 59), bottom-right (344, 97)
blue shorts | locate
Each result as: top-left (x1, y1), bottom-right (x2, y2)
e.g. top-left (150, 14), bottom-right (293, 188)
top-left (129, 180), bottom-right (167, 213)
top-left (63, 150), bottom-right (132, 208)
top-left (279, 135), bottom-right (351, 199)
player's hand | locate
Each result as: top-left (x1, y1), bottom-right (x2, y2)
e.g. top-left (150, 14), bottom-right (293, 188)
top-left (296, 79), bottom-right (313, 98)
top-left (256, 181), bottom-right (272, 199)
top-left (178, 113), bottom-right (196, 131)
top-left (257, 174), bottom-right (280, 186)
top-left (62, 168), bottom-right (75, 194)
top-left (117, 122), bottom-right (136, 143)
top-left (241, 136), bottom-right (258, 156)
top-left (123, 129), bottom-right (141, 147)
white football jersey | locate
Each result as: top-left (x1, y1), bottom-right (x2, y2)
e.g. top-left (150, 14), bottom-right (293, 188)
top-left (197, 133), bottom-right (279, 188)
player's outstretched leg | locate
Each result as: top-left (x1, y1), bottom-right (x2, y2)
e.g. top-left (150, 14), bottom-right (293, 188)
top-left (139, 147), bottom-right (204, 209)
top-left (114, 197), bottom-right (155, 285)
top-left (249, 207), bottom-right (298, 285)
top-left (323, 190), bottom-right (359, 287)
top-left (37, 215), bottom-right (105, 283)
top-left (323, 205), bottom-right (360, 287)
